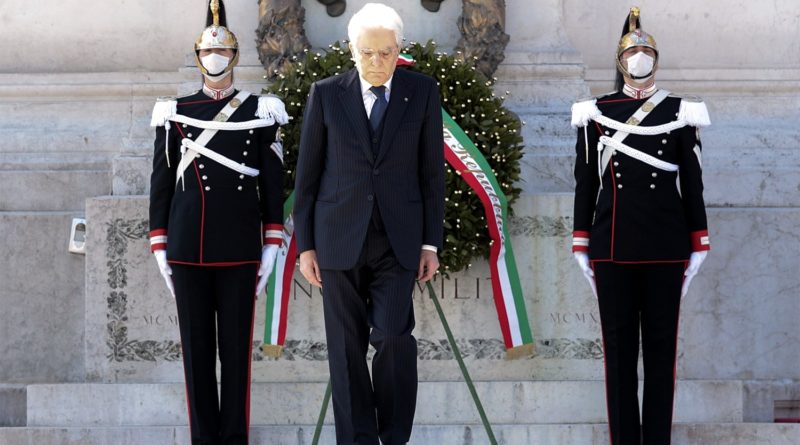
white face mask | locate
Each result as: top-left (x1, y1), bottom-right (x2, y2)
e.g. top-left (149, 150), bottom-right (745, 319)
top-left (625, 51), bottom-right (655, 78)
top-left (200, 53), bottom-right (230, 76)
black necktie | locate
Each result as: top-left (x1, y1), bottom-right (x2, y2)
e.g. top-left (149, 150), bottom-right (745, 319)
top-left (369, 85), bottom-right (388, 133)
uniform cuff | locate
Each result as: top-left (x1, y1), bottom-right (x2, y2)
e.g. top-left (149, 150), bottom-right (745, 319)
top-left (690, 230), bottom-right (711, 251)
top-left (150, 229), bottom-right (168, 252)
top-left (421, 244), bottom-right (438, 253)
top-left (572, 230), bottom-right (590, 253)
top-left (263, 223), bottom-right (284, 246)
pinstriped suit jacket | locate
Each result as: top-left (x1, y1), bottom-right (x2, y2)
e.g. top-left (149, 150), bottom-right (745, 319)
top-left (294, 68), bottom-right (445, 271)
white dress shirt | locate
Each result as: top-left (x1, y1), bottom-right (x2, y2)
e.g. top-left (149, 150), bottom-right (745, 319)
top-left (359, 76), bottom-right (392, 117)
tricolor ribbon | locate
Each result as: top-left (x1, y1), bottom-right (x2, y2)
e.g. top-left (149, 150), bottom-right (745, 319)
top-left (261, 192), bottom-right (297, 358)
top-left (441, 111), bottom-right (534, 357)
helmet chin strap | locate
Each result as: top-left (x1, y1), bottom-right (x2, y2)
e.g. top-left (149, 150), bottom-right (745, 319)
top-left (203, 70), bottom-right (232, 82)
top-left (626, 73), bottom-right (654, 86)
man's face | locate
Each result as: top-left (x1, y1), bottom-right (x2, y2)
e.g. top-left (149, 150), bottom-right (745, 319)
top-left (199, 48), bottom-right (235, 59)
top-left (350, 27), bottom-right (399, 87)
top-left (620, 46), bottom-right (656, 70)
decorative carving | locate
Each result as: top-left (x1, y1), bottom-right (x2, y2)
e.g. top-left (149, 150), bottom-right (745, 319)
top-left (317, 0), bottom-right (346, 17)
top-left (251, 337), bottom-right (602, 361)
top-left (104, 219), bottom-right (181, 362)
top-left (256, 0), bottom-right (312, 79)
top-left (454, 0), bottom-right (510, 79)
top-left (509, 215), bottom-right (573, 238)
top-left (421, 0), bottom-right (446, 12)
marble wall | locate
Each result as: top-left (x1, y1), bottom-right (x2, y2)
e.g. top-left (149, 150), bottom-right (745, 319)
top-left (84, 194), bottom-right (800, 384)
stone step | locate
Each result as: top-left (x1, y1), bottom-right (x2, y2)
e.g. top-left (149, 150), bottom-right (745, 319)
top-left (25, 381), bottom-right (742, 427)
top-left (2, 423), bottom-right (799, 445)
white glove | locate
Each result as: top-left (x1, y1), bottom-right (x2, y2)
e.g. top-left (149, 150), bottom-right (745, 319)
top-left (681, 251), bottom-right (708, 298)
top-left (255, 245), bottom-right (280, 298)
top-left (573, 252), bottom-right (597, 298)
top-left (153, 250), bottom-right (175, 298)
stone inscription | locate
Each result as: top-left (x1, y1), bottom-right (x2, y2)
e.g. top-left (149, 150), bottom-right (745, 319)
top-left (290, 276), bottom-right (493, 300)
top-left (141, 314), bottom-right (179, 326)
top-left (550, 312), bottom-right (600, 325)
top-left (103, 218), bottom-right (603, 363)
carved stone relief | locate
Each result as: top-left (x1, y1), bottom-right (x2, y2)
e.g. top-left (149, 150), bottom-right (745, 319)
top-left (256, 0), bottom-right (312, 78)
top-left (256, 0), bottom-right (509, 79)
top-left (454, 0), bottom-right (510, 79)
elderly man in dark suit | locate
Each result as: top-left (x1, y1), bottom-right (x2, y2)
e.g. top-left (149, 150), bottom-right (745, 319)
top-left (293, 3), bottom-right (445, 444)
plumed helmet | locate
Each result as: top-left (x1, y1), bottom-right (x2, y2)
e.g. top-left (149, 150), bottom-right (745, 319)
top-left (194, 0), bottom-right (240, 75)
top-left (615, 7), bottom-right (659, 86)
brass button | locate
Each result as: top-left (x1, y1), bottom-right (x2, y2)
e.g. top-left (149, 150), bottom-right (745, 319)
top-left (657, 150), bottom-right (663, 156)
top-left (243, 151), bottom-right (248, 156)
top-left (199, 164), bottom-right (205, 169)
top-left (202, 175), bottom-right (207, 180)
top-left (615, 173), bottom-right (621, 178)
top-left (246, 140), bottom-right (251, 145)
top-left (249, 130), bottom-right (254, 134)
top-left (662, 139), bottom-right (667, 144)
top-left (652, 172), bottom-right (658, 178)
top-left (617, 184), bottom-right (623, 189)
top-left (237, 186), bottom-right (243, 191)
top-left (187, 133), bottom-right (193, 138)
top-left (613, 161), bottom-right (619, 167)
top-left (650, 184), bottom-right (656, 189)
top-left (239, 174), bottom-right (245, 179)
top-left (205, 186), bottom-right (210, 191)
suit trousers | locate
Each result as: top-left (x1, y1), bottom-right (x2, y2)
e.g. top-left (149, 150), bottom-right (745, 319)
top-left (592, 261), bottom-right (686, 445)
top-left (171, 263), bottom-right (259, 445)
top-left (320, 212), bottom-right (418, 445)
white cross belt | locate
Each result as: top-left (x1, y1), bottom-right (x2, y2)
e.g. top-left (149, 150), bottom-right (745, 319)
top-left (598, 136), bottom-right (679, 172)
top-left (176, 138), bottom-right (259, 188)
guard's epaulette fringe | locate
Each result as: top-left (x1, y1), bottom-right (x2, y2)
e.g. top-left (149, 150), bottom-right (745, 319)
top-left (150, 97), bottom-right (178, 127)
top-left (257, 94), bottom-right (290, 126)
top-left (571, 93), bottom-right (612, 129)
top-left (673, 94), bottom-right (711, 127)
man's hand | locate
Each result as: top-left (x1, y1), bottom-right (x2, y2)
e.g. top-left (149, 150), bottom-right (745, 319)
top-left (299, 250), bottom-right (323, 288)
top-left (573, 252), bottom-right (597, 298)
top-left (417, 250), bottom-right (439, 283)
top-left (255, 245), bottom-right (280, 298)
top-left (153, 250), bottom-right (175, 298)
top-left (681, 251), bottom-right (708, 298)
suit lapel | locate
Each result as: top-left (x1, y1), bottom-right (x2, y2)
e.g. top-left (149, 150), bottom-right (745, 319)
top-left (338, 70), bottom-right (375, 164)
top-left (376, 69), bottom-right (413, 164)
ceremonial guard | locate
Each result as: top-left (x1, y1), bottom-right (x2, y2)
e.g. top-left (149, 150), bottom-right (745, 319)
top-left (148, 1), bottom-right (288, 443)
top-left (571, 8), bottom-right (711, 445)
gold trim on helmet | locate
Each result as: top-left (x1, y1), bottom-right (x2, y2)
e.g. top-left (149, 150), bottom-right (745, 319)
top-left (194, 0), bottom-right (239, 76)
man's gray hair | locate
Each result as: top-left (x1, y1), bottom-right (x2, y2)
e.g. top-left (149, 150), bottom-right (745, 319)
top-left (347, 3), bottom-right (404, 48)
